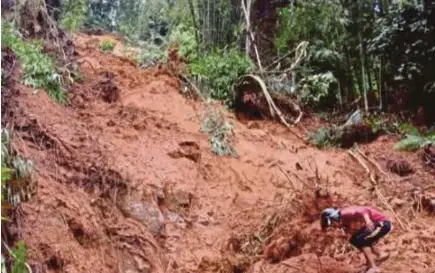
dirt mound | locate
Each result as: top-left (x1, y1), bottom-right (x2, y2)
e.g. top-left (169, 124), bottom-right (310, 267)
top-left (3, 34), bottom-right (435, 273)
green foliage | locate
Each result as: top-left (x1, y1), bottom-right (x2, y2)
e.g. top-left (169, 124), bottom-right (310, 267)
top-left (138, 42), bottom-right (167, 64)
top-left (1, 23), bottom-right (66, 104)
top-left (394, 134), bottom-right (435, 151)
top-left (276, 1), bottom-right (348, 55)
top-left (60, 0), bottom-right (87, 32)
top-left (169, 24), bottom-right (197, 59)
top-left (100, 40), bottom-right (116, 52)
top-left (299, 72), bottom-right (338, 106)
top-left (189, 48), bottom-right (253, 103)
top-left (393, 122), bottom-right (435, 151)
top-left (200, 106), bottom-right (237, 157)
top-left (308, 126), bottom-right (334, 148)
top-left (10, 241), bottom-right (28, 273)
top-left (1, 129), bottom-right (34, 216)
top-left (396, 122), bottom-right (420, 136)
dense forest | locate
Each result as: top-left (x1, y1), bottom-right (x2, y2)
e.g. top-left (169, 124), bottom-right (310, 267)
top-left (1, 0), bottom-right (435, 272)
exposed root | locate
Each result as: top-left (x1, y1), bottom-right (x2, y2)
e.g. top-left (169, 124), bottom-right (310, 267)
top-left (348, 150), bottom-right (408, 230)
top-left (422, 146), bottom-right (435, 170)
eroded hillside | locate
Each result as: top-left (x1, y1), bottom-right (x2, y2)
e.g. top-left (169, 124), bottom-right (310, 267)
top-left (2, 34), bottom-right (435, 273)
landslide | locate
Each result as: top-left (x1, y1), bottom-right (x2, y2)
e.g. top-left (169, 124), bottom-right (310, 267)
top-left (2, 34), bottom-right (435, 273)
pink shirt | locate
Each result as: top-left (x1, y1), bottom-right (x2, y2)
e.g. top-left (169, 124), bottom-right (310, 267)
top-left (341, 206), bottom-right (388, 227)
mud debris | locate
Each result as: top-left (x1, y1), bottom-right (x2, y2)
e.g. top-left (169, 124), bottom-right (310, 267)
top-left (2, 33), bottom-right (434, 273)
top-left (386, 158), bottom-right (414, 176)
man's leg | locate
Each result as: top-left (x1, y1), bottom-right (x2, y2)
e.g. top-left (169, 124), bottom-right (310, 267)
top-left (362, 247), bottom-right (379, 270)
top-left (371, 246), bottom-right (390, 262)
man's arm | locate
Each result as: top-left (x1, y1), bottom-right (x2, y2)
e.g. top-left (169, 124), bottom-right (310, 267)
top-left (363, 212), bottom-right (375, 230)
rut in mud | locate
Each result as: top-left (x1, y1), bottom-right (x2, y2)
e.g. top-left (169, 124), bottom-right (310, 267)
top-left (3, 34), bottom-right (435, 273)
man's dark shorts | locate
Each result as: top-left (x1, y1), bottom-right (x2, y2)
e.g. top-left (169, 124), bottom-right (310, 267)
top-left (350, 221), bottom-right (391, 248)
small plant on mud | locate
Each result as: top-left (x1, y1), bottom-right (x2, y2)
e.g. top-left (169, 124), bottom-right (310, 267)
top-left (307, 126), bottom-right (338, 148)
top-left (394, 134), bottom-right (435, 151)
top-left (2, 131), bottom-right (32, 272)
top-left (100, 40), bottom-right (116, 52)
top-left (1, 23), bottom-right (66, 104)
top-left (1, 130), bottom-right (34, 216)
top-left (201, 106), bottom-right (237, 157)
top-left (2, 241), bottom-right (29, 273)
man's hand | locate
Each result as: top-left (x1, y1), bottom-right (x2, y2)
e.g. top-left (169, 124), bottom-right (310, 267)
top-left (363, 213), bottom-right (375, 230)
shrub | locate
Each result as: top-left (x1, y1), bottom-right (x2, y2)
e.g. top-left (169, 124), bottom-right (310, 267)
top-left (307, 126), bottom-right (337, 148)
top-left (394, 133), bottom-right (435, 151)
top-left (100, 40), bottom-right (116, 52)
top-left (299, 72), bottom-right (338, 107)
top-left (1, 23), bottom-right (66, 104)
top-left (169, 24), bottom-right (198, 59)
top-left (189, 48), bottom-right (254, 104)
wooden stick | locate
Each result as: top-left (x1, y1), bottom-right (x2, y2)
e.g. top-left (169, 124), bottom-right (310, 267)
top-left (355, 146), bottom-right (391, 179)
top-left (241, 0), bottom-right (264, 71)
top-left (240, 74), bottom-right (306, 143)
top-left (348, 150), bottom-right (407, 230)
top-left (280, 261), bottom-right (301, 271)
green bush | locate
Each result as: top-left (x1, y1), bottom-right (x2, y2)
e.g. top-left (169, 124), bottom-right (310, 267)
top-left (138, 41), bottom-right (167, 64)
top-left (394, 134), bottom-right (435, 151)
top-left (1, 23), bottom-right (66, 104)
top-left (299, 72), bottom-right (338, 107)
top-left (307, 126), bottom-right (337, 148)
top-left (100, 40), bottom-right (116, 52)
top-left (189, 48), bottom-right (254, 104)
top-left (60, 0), bottom-right (87, 32)
top-left (169, 24), bottom-right (198, 59)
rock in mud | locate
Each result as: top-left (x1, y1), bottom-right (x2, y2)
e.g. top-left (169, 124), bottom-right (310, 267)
top-left (164, 188), bottom-right (193, 215)
top-left (167, 141), bottom-right (201, 163)
top-left (122, 201), bottom-right (164, 236)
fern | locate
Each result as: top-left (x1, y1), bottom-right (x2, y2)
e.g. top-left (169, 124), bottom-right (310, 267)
top-left (1, 23), bottom-right (66, 104)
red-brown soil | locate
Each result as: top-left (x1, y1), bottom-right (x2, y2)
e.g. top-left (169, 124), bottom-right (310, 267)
top-left (2, 34), bottom-right (435, 273)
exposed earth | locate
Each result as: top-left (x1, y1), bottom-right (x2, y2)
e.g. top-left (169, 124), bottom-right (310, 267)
top-left (2, 34), bottom-right (435, 273)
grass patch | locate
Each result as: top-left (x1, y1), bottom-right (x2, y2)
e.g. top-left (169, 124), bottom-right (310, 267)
top-left (1, 22), bottom-right (66, 104)
top-left (100, 40), bottom-right (116, 52)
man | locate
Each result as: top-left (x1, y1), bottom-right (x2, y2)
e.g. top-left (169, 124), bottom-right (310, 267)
top-left (320, 206), bottom-right (391, 273)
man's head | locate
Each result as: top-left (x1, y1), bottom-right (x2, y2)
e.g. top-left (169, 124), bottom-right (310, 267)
top-left (320, 207), bottom-right (340, 231)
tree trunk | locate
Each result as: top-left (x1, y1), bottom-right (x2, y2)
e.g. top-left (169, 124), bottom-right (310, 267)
top-left (245, 0), bottom-right (252, 57)
top-left (379, 57), bottom-right (383, 110)
top-left (356, 0), bottom-right (369, 112)
top-left (187, 0), bottom-right (200, 47)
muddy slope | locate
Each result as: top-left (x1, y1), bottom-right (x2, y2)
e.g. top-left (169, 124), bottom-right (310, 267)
top-left (3, 34), bottom-right (435, 273)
